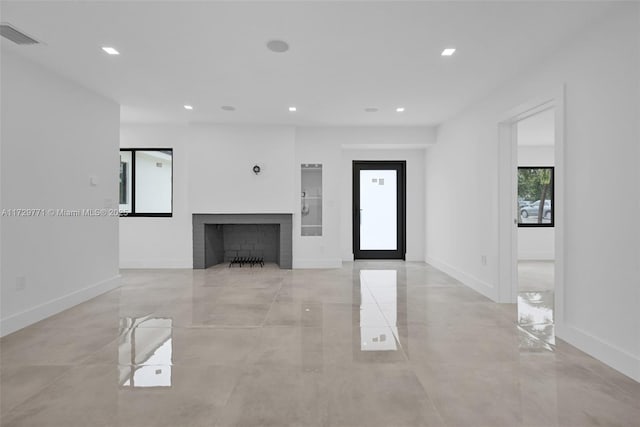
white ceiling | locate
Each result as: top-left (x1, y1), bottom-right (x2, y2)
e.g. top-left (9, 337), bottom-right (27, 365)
top-left (0, 1), bottom-right (613, 126)
top-left (517, 108), bottom-right (555, 146)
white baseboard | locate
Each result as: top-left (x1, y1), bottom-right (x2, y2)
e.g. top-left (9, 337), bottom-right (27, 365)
top-left (518, 252), bottom-right (555, 261)
top-left (424, 258), bottom-right (639, 383)
top-left (119, 259), bottom-right (192, 269)
top-left (405, 254), bottom-right (425, 262)
top-left (425, 256), bottom-right (497, 301)
top-left (0, 275), bottom-right (121, 337)
top-left (557, 322), bottom-right (640, 382)
top-left (293, 258), bottom-right (343, 269)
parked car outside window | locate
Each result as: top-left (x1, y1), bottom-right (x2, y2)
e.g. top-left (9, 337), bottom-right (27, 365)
top-left (520, 200), bottom-right (551, 219)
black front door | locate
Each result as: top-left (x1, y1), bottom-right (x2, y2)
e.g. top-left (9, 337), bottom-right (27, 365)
top-left (352, 161), bottom-right (406, 259)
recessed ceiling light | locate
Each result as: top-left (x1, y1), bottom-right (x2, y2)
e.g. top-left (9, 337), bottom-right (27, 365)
top-left (101, 47), bottom-right (119, 55)
top-left (396, 107), bottom-right (405, 113)
top-left (221, 105), bottom-right (236, 111)
top-left (184, 105), bottom-right (193, 110)
top-left (288, 106), bottom-right (297, 112)
top-left (365, 107), bottom-right (379, 113)
top-left (441, 48), bottom-right (456, 56)
top-left (267, 40), bottom-right (290, 53)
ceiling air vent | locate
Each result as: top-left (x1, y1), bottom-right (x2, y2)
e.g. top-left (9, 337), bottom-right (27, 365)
top-left (0, 23), bottom-right (39, 45)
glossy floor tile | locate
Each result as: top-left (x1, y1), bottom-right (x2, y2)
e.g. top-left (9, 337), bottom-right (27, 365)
top-left (518, 291), bottom-right (555, 352)
top-left (517, 261), bottom-right (556, 353)
top-left (518, 260), bottom-right (554, 292)
top-left (1, 262), bottom-right (638, 427)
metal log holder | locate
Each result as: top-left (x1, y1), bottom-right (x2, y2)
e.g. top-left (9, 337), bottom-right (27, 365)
top-left (228, 251), bottom-right (264, 268)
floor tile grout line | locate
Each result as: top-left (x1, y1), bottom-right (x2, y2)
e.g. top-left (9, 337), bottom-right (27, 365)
top-left (258, 271), bottom-right (287, 329)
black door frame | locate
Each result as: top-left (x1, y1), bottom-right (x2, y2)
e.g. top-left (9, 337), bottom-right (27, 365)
top-left (352, 161), bottom-right (406, 260)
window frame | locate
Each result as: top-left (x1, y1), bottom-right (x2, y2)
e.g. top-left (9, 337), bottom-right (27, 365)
top-left (119, 148), bottom-right (173, 218)
top-left (517, 166), bottom-right (554, 228)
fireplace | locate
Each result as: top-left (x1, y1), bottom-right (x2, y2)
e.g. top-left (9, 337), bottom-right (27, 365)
top-left (193, 213), bottom-right (292, 269)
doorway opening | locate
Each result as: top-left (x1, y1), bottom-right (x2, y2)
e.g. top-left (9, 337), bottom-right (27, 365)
top-left (352, 161), bottom-right (406, 260)
top-left (515, 108), bottom-right (556, 351)
top-left (497, 88), bottom-right (564, 351)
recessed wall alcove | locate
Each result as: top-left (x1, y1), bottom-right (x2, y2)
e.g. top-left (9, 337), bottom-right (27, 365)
top-left (192, 213), bottom-right (292, 269)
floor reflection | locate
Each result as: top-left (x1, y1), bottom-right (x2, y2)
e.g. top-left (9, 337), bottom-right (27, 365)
top-left (4, 264), bottom-right (639, 426)
top-left (118, 316), bottom-right (173, 388)
top-left (517, 291), bottom-right (555, 352)
top-left (354, 269), bottom-right (406, 361)
top-left (360, 270), bottom-right (398, 351)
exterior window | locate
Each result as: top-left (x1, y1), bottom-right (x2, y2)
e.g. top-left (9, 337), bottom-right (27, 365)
top-left (119, 151), bottom-right (132, 207)
top-left (518, 166), bottom-right (554, 227)
top-left (119, 149), bottom-right (173, 217)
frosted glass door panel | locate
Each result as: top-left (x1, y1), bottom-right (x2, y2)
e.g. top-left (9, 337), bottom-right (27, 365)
top-left (359, 170), bottom-right (397, 250)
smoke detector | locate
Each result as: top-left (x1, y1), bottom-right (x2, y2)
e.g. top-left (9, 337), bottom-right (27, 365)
top-left (266, 40), bottom-right (289, 53)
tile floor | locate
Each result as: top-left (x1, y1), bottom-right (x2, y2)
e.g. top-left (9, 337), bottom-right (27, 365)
top-left (518, 261), bottom-right (555, 292)
top-left (1, 262), bottom-right (638, 426)
top-left (517, 261), bottom-right (556, 353)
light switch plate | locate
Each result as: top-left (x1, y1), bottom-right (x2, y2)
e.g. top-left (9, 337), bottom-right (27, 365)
top-left (16, 276), bottom-right (26, 291)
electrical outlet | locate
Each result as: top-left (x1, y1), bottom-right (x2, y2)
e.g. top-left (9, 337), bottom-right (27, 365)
top-left (16, 276), bottom-right (26, 291)
top-left (481, 255), bottom-right (487, 266)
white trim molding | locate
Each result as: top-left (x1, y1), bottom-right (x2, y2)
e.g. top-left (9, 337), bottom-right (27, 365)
top-left (558, 323), bottom-right (640, 383)
top-left (0, 275), bottom-right (121, 337)
top-left (425, 256), bottom-right (497, 301)
top-left (293, 258), bottom-right (343, 269)
top-left (497, 86), bottom-right (565, 308)
top-left (119, 259), bottom-right (193, 269)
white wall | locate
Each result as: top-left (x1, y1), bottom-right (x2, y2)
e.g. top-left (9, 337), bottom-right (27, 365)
top-left (518, 145), bottom-right (555, 260)
top-left (120, 125), bottom-right (192, 268)
top-left (518, 146), bottom-right (554, 166)
top-left (518, 228), bottom-right (554, 261)
top-left (121, 125), bottom-right (434, 268)
top-left (188, 125), bottom-right (295, 214)
top-left (342, 149), bottom-right (426, 262)
top-left (293, 128), bottom-right (343, 268)
top-left (120, 124), bottom-right (296, 268)
top-left (425, 5), bottom-right (640, 380)
top-left (1, 51), bottom-right (120, 336)
top-left (292, 127), bottom-right (433, 268)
